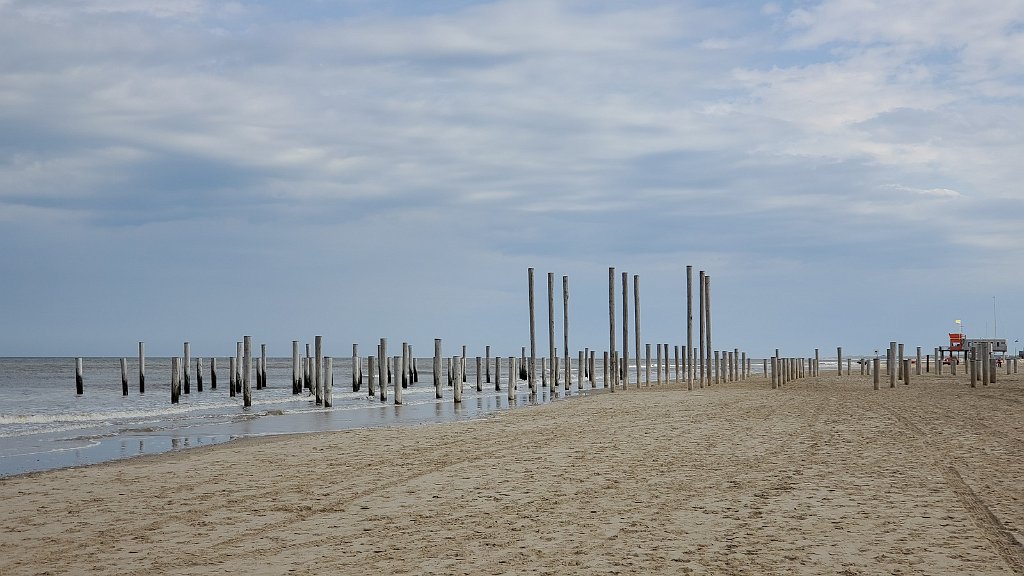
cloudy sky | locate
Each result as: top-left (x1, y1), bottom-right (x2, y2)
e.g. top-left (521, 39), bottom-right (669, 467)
top-left (2, 0), bottom-right (1022, 358)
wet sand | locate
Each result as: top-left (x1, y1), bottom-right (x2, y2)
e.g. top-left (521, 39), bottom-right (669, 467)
top-left (2, 370), bottom-right (1022, 575)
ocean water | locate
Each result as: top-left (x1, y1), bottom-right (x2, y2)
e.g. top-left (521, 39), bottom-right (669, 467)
top-left (0, 356), bottom-right (609, 477)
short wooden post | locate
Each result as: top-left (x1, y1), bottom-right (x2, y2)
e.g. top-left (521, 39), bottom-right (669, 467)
top-left (237, 342), bottom-right (244, 394)
top-left (368, 355), bottom-right (378, 398)
top-left (243, 336), bottom-right (252, 407)
top-left (289, 341), bottom-right (298, 394)
top-left (393, 356), bottom-right (402, 405)
top-left (404, 343), bottom-right (412, 389)
top-left (210, 357), bottom-right (218, 390)
top-left (229, 357), bottom-right (237, 397)
top-left (873, 358), bottom-right (880, 390)
top-left (119, 357), bottom-right (128, 396)
top-left (378, 337), bottom-right (388, 391)
top-left (771, 357), bottom-right (778, 389)
top-left (676, 346), bottom-right (682, 384)
top-left (916, 346), bottom-right (922, 375)
top-left (903, 359), bottom-right (910, 385)
top-left (898, 343), bottom-right (905, 381)
top-left (170, 357), bottom-right (180, 403)
top-left (453, 356), bottom-right (463, 403)
top-left (74, 357), bottom-right (84, 395)
top-left (714, 350), bottom-right (721, 385)
top-left (261, 344), bottom-right (268, 389)
top-left (352, 344), bottom-right (360, 392)
top-left (476, 356), bottom-right (483, 392)
top-left (508, 357), bottom-right (516, 401)
top-left (433, 338), bottom-right (442, 398)
top-left (889, 342), bottom-right (897, 388)
top-left (578, 350), bottom-right (585, 390)
top-left (183, 342), bottom-right (191, 394)
top-left (656, 344), bottom-right (662, 385)
top-left (314, 335), bottom-right (323, 405)
top-left (485, 345), bottom-right (491, 383)
top-left (138, 342), bottom-right (145, 394)
top-left (836, 346), bottom-right (842, 376)
top-left (494, 354), bottom-right (501, 391)
top-left (645, 343), bottom-right (651, 386)
top-left (196, 357), bottom-right (204, 392)
top-left (324, 357), bottom-right (333, 407)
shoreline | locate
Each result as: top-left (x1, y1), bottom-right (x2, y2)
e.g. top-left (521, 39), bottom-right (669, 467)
top-left (2, 373), bottom-right (1021, 575)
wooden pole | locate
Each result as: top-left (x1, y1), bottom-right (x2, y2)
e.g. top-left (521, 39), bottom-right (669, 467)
top-left (170, 357), bottom-right (180, 403)
top-left (547, 271), bottom-right (556, 393)
top-left (229, 357), bottom-right (237, 397)
top-left (529, 267), bottom-right (537, 394)
top-left (898, 343), bottom-right (905, 381)
top-left (564, 275), bottom-right (571, 392)
top-left (434, 338), bottom-right (442, 399)
top-left (453, 356), bottom-right (463, 404)
top-left (259, 343), bottom-right (267, 390)
top-left (368, 355), bottom-right (377, 398)
top-left (393, 356), bottom-right (402, 405)
top-left (138, 342), bottom-right (145, 394)
top-left (405, 343), bottom-right (413, 389)
top-left (902, 358), bottom-right (910, 386)
top-left (378, 337), bottom-right (387, 393)
top-left (621, 271), bottom-right (629, 390)
top-left (74, 357), bottom-right (84, 395)
top-left (698, 271), bottom-right (706, 387)
top-left (352, 344), bottom-right (360, 392)
top-left (494, 354), bottom-right (501, 392)
top-left (873, 358), bottom-right (880, 390)
top-left (608, 266), bottom-right (616, 390)
top-left (645, 343), bottom-right (651, 386)
top-left (603, 351), bottom-right (609, 389)
top-left (705, 275), bottom-right (713, 387)
top-left (314, 335), bottom-right (323, 405)
top-left (210, 356), bottom-right (217, 390)
top-left (486, 345), bottom-right (491, 383)
top-left (675, 346), bottom-right (681, 384)
top-left (183, 342), bottom-right (191, 394)
top-left (578, 349), bottom-right (585, 390)
top-left (916, 346), bottom-right (922, 376)
top-left (476, 356), bottom-right (482, 392)
top-left (889, 342), bottom-right (897, 388)
top-left (324, 357), bottom-right (333, 407)
top-left (836, 346), bottom-right (842, 376)
top-left (196, 357), bottom-right (204, 392)
top-left (292, 341), bottom-right (300, 394)
top-left (119, 358), bottom-right (128, 396)
top-left (656, 343), bottom-right (662, 385)
top-left (237, 342), bottom-right (244, 394)
top-left (243, 336), bottom-right (252, 407)
top-left (508, 357), bottom-right (516, 401)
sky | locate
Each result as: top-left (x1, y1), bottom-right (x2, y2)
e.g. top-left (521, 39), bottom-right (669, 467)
top-left (1, 0), bottom-right (1022, 359)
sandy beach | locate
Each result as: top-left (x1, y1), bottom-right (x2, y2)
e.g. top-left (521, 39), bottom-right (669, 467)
top-left (2, 370), bottom-right (1022, 575)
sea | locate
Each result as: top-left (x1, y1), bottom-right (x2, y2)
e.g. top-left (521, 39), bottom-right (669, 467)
top-left (0, 356), bottom-right (609, 478)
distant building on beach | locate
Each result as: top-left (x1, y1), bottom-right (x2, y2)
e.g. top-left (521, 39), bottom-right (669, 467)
top-left (964, 338), bottom-right (1007, 353)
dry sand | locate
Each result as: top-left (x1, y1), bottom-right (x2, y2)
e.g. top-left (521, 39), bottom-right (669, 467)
top-left (2, 370), bottom-right (1023, 575)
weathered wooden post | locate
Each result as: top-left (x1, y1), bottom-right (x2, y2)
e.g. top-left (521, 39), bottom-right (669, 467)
top-left (485, 345), bottom-right (492, 383)
top-left (897, 343), bottom-right (905, 381)
top-left (170, 357), bottom-right (180, 403)
top-left (229, 357), bottom-right (237, 397)
top-left (292, 341), bottom-right (300, 394)
top-left (771, 356), bottom-right (778, 389)
top-left (210, 357), bottom-right (217, 390)
top-left (633, 274), bottom-right (641, 389)
top-left (529, 267), bottom-right (537, 394)
top-left (698, 271), bottom-right (706, 387)
top-left (608, 266), bottom-right (617, 390)
top-left (378, 337), bottom-right (387, 391)
top-left (243, 336), bottom-right (253, 407)
top-left (903, 359), bottom-right (911, 386)
top-left (453, 356), bottom-right (463, 404)
top-left (916, 346), bottom-right (922, 376)
top-left (433, 338), bottom-right (442, 398)
top-left (889, 342), bottom-right (897, 388)
top-left (873, 358), bottom-right (880, 390)
top-left (404, 343), bottom-right (412, 389)
top-left (393, 356), bottom-right (402, 405)
top-left (547, 272), bottom-right (556, 393)
top-left (368, 355), bottom-right (377, 398)
top-left (494, 354), bottom-right (501, 392)
top-left (183, 342), bottom-right (191, 394)
top-left (564, 275), bottom-right (572, 392)
top-left (836, 346), bottom-right (842, 376)
top-left (460, 345), bottom-right (466, 385)
top-left (645, 343), bottom-right (651, 386)
top-left (578, 349), bottom-right (585, 390)
top-left (673, 346), bottom-right (680, 384)
top-left (508, 357), bottom-right (516, 401)
top-left (196, 357), bottom-right (204, 392)
top-left (705, 275), bottom-right (713, 387)
top-left (324, 357), bottom-right (333, 407)
top-left (714, 351), bottom-right (721, 385)
top-left (138, 342), bottom-right (145, 394)
top-left (237, 342), bottom-right (244, 394)
top-left (73, 357), bottom-right (84, 395)
top-left (621, 271), bottom-right (629, 390)
top-left (118, 358), bottom-right (128, 396)
top-left (352, 344), bottom-right (360, 392)
top-left (314, 335), bottom-right (323, 405)
top-left (686, 265), bottom-right (694, 390)
top-left (656, 344), bottom-right (662, 385)
top-left (476, 356), bottom-right (483, 392)
top-left (603, 351), bottom-right (609, 389)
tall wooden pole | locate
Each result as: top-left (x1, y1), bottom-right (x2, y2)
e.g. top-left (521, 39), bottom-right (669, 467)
top-left (686, 265), bottom-right (693, 390)
top-left (563, 275), bottom-right (571, 392)
top-left (621, 271), bottom-right (629, 389)
top-left (698, 271), bottom-right (706, 388)
top-left (138, 341), bottom-right (145, 394)
top-left (243, 336), bottom-right (252, 407)
top-left (633, 274), bottom-right (641, 390)
top-left (292, 341), bottom-right (301, 394)
top-left (705, 274), bottom-right (712, 387)
top-left (609, 266), bottom-right (617, 391)
top-left (528, 268), bottom-right (537, 394)
top-left (547, 272), bottom-right (556, 394)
